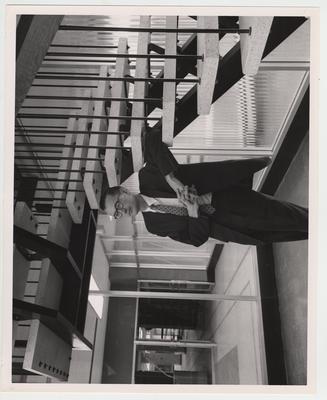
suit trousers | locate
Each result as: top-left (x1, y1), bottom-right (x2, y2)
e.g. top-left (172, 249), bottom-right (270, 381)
top-left (210, 187), bottom-right (308, 243)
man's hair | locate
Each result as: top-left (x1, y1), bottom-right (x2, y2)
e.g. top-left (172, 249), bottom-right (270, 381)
top-left (99, 185), bottom-right (121, 211)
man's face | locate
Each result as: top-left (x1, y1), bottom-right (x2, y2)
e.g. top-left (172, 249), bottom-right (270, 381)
top-left (104, 188), bottom-right (139, 219)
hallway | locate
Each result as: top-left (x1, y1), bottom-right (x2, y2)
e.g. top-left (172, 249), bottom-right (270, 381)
top-left (9, 13), bottom-right (312, 386)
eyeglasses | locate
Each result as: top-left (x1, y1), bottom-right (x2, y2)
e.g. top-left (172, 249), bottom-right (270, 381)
top-left (113, 197), bottom-right (125, 219)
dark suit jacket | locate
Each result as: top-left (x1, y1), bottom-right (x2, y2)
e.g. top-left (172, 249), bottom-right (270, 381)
top-left (139, 130), bottom-right (271, 247)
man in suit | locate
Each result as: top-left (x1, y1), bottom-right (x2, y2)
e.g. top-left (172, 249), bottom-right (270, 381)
top-left (101, 130), bottom-right (308, 247)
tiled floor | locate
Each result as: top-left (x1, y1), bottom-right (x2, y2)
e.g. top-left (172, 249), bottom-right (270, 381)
top-left (201, 134), bottom-right (309, 385)
top-left (272, 134), bottom-right (309, 384)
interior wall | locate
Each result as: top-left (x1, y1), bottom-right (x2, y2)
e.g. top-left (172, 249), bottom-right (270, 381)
top-left (101, 298), bottom-right (136, 383)
top-left (206, 244), bottom-right (266, 384)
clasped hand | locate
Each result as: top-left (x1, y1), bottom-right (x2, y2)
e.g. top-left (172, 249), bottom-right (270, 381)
top-left (164, 173), bottom-right (199, 217)
top-left (177, 185), bottom-right (199, 217)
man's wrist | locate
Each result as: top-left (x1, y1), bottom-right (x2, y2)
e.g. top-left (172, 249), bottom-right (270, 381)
top-left (165, 172), bottom-right (174, 184)
top-left (187, 206), bottom-right (199, 218)
top-left (165, 172), bottom-right (182, 193)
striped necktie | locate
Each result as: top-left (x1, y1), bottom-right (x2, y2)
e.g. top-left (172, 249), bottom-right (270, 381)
top-left (150, 203), bottom-right (215, 216)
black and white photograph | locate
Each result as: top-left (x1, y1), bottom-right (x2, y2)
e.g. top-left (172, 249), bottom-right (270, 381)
top-left (0, 4), bottom-right (321, 394)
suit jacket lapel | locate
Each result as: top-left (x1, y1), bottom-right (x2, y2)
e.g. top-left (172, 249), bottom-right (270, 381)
top-left (142, 210), bottom-right (185, 234)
